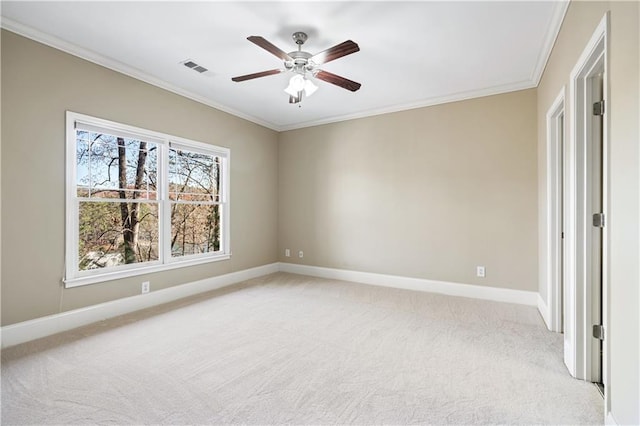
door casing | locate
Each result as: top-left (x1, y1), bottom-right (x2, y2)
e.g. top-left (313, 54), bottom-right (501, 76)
top-left (544, 88), bottom-right (565, 334)
top-left (564, 13), bottom-right (609, 409)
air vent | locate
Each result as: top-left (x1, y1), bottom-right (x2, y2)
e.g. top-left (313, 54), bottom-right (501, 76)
top-left (181, 59), bottom-right (209, 74)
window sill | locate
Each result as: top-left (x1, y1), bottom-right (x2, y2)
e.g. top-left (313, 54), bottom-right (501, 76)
top-left (64, 253), bottom-right (231, 288)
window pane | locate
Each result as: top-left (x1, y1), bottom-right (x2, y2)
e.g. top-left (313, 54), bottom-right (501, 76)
top-left (76, 130), bottom-right (157, 200)
top-left (79, 201), bottom-right (159, 270)
top-left (69, 113), bottom-right (231, 285)
top-left (169, 148), bottom-right (221, 202)
top-left (171, 203), bottom-right (220, 257)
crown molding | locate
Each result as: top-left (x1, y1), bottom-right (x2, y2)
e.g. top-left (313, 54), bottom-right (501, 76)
top-left (531, 0), bottom-right (570, 85)
top-left (0, 17), bottom-right (280, 132)
top-left (2, 3), bottom-right (568, 133)
top-left (278, 79), bottom-right (537, 131)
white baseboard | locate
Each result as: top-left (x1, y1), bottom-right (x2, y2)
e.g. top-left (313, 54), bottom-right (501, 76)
top-left (279, 263), bottom-right (538, 306)
top-left (1, 263), bottom-right (279, 349)
top-left (537, 294), bottom-right (552, 330)
top-left (1, 262), bottom-right (540, 349)
top-left (605, 411), bottom-right (618, 425)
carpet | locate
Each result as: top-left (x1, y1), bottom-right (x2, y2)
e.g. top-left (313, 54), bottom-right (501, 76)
top-left (1, 272), bottom-right (603, 424)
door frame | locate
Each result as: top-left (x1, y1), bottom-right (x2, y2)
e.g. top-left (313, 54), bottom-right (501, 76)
top-left (544, 88), bottom-right (565, 333)
top-left (565, 11), bottom-right (609, 397)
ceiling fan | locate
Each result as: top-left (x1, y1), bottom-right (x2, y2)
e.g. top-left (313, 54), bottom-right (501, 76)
top-left (231, 32), bottom-right (361, 104)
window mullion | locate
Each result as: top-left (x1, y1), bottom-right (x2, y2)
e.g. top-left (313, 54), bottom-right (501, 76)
top-left (158, 141), bottom-right (171, 264)
top-left (66, 111), bottom-right (230, 287)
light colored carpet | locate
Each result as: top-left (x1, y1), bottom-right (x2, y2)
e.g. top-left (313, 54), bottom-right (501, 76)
top-left (2, 272), bottom-right (603, 425)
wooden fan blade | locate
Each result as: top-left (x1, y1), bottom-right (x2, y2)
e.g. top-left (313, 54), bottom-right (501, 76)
top-left (315, 70), bottom-right (361, 92)
top-left (311, 40), bottom-right (359, 65)
top-left (231, 69), bottom-right (283, 82)
top-left (247, 36), bottom-right (293, 61)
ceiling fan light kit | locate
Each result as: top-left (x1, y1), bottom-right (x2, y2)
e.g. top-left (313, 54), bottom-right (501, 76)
top-left (284, 74), bottom-right (318, 100)
top-left (232, 31), bottom-right (361, 105)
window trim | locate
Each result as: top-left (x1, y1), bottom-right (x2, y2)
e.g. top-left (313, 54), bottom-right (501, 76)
top-left (65, 111), bottom-right (231, 288)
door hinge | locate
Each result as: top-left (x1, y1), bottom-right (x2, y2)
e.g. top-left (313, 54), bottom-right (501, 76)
top-left (593, 100), bottom-right (605, 116)
top-left (593, 212), bottom-right (605, 228)
top-left (593, 324), bottom-right (605, 340)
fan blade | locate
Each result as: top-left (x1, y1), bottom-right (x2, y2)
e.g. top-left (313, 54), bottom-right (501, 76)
top-left (231, 69), bottom-right (283, 82)
top-left (247, 36), bottom-right (293, 61)
top-left (315, 70), bottom-right (361, 92)
top-left (311, 40), bottom-right (359, 65)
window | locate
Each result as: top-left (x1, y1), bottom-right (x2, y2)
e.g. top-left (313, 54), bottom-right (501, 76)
top-left (168, 145), bottom-right (223, 258)
top-left (65, 112), bottom-right (230, 287)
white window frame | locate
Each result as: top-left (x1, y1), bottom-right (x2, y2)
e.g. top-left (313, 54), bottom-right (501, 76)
top-left (65, 111), bottom-right (231, 288)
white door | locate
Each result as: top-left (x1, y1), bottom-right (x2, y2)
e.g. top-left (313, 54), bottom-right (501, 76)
top-left (589, 71), bottom-right (604, 386)
top-left (564, 15), bottom-right (607, 384)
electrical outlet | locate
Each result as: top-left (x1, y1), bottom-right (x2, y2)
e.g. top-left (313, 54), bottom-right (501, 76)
top-left (141, 281), bottom-right (150, 294)
top-left (285, 248), bottom-right (290, 257)
top-left (476, 266), bottom-right (485, 278)
top-left (298, 250), bottom-right (304, 258)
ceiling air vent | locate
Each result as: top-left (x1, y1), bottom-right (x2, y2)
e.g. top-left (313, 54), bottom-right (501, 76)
top-left (181, 59), bottom-right (209, 74)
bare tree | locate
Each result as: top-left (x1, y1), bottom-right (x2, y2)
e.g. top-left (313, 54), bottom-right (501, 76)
top-left (76, 131), bottom-right (220, 269)
top-left (117, 137), bottom-right (148, 264)
top-left (76, 132), bottom-right (157, 268)
top-left (169, 150), bottom-right (220, 257)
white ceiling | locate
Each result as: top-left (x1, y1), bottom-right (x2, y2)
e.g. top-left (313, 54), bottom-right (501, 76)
top-left (1, 1), bottom-right (567, 131)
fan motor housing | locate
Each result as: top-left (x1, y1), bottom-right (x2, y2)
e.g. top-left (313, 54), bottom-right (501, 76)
top-left (285, 51), bottom-right (313, 71)
top-left (289, 51), bottom-right (311, 62)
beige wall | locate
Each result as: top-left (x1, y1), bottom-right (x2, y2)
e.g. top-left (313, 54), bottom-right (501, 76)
top-left (2, 6), bottom-right (638, 422)
top-left (537, 1), bottom-right (639, 423)
top-left (0, 31), bottom-right (279, 326)
top-left (279, 89), bottom-right (538, 292)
